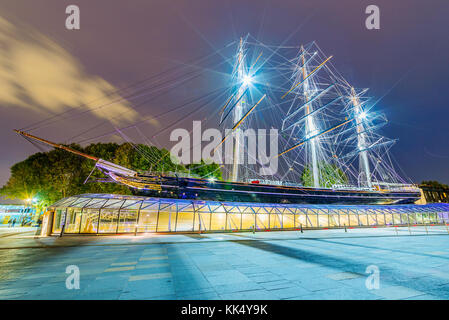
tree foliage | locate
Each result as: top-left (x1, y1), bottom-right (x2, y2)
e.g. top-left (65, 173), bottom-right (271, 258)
top-left (0, 143), bottom-right (221, 205)
top-left (186, 160), bottom-right (223, 180)
top-left (300, 162), bottom-right (348, 188)
top-left (421, 180), bottom-right (449, 189)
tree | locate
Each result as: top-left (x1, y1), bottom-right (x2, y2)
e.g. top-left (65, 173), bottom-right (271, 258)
top-left (0, 144), bottom-right (128, 204)
top-left (186, 160), bottom-right (223, 180)
top-left (421, 180), bottom-right (449, 189)
top-left (300, 162), bottom-right (348, 188)
top-left (114, 143), bottom-right (186, 174)
top-left (0, 142), bottom-right (222, 205)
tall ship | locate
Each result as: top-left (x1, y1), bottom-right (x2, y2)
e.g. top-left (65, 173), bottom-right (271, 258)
top-left (15, 36), bottom-right (421, 205)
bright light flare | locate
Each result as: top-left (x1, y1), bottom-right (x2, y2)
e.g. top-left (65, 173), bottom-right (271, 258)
top-left (359, 111), bottom-right (368, 120)
top-left (242, 75), bottom-right (253, 86)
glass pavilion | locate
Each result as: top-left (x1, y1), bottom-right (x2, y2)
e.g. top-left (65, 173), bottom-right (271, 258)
top-left (48, 193), bottom-right (449, 235)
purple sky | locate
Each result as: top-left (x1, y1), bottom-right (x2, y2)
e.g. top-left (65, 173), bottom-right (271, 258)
top-left (1, 0), bottom-right (448, 186)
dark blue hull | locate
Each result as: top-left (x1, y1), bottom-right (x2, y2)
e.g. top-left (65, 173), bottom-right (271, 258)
top-left (129, 175), bottom-right (420, 205)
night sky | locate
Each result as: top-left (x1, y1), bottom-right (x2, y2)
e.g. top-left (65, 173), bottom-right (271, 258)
top-left (0, 0), bottom-right (448, 186)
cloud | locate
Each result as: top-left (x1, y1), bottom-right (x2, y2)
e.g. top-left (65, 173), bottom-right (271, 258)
top-left (0, 16), bottom-right (139, 125)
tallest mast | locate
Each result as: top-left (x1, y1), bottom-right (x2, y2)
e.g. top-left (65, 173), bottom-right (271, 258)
top-left (351, 87), bottom-right (372, 188)
top-left (231, 37), bottom-right (246, 182)
top-left (301, 46), bottom-right (320, 188)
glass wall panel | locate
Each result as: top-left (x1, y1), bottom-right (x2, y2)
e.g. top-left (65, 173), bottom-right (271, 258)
top-left (307, 214), bottom-right (318, 228)
top-left (358, 214), bottom-right (368, 226)
top-left (420, 213), bottom-right (428, 223)
top-left (117, 209), bottom-right (138, 233)
top-left (121, 200), bottom-right (141, 210)
top-left (295, 214), bottom-right (307, 229)
top-left (329, 214), bottom-right (339, 227)
top-left (80, 209), bottom-right (99, 233)
top-left (195, 212), bottom-right (211, 231)
top-left (176, 211), bottom-right (194, 232)
top-left (137, 210), bottom-right (158, 232)
top-left (408, 213), bottom-right (417, 224)
top-left (241, 214), bottom-right (255, 230)
top-left (392, 213), bottom-right (401, 225)
top-left (376, 214), bottom-right (385, 225)
top-left (98, 209), bottom-right (119, 233)
top-left (348, 214), bottom-right (359, 227)
top-left (415, 213), bottom-right (423, 224)
top-left (227, 213), bottom-right (241, 230)
top-left (102, 199), bottom-right (125, 209)
top-left (64, 208), bottom-right (82, 233)
top-left (400, 214), bottom-right (410, 225)
top-left (270, 214), bottom-right (282, 229)
top-left (367, 214), bottom-right (377, 226)
top-left (429, 213), bottom-right (437, 223)
top-left (384, 214), bottom-right (393, 225)
top-left (436, 213), bottom-right (445, 224)
top-left (317, 215), bottom-right (329, 228)
top-left (256, 214), bottom-right (269, 230)
top-left (52, 208), bottom-right (64, 233)
top-left (157, 209), bottom-right (175, 232)
top-left (339, 214), bottom-right (350, 228)
top-left (210, 213), bottom-right (226, 231)
top-left (283, 214), bottom-right (295, 229)
top-left (439, 212), bottom-right (449, 224)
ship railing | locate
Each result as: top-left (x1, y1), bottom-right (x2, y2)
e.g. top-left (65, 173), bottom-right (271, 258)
top-left (332, 184), bottom-right (377, 191)
top-left (244, 179), bottom-right (304, 188)
top-left (139, 171), bottom-right (200, 179)
top-left (372, 182), bottom-right (421, 192)
top-left (332, 183), bottom-right (420, 192)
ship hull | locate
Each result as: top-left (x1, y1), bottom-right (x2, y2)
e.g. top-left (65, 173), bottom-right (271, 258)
top-left (121, 175), bottom-right (420, 205)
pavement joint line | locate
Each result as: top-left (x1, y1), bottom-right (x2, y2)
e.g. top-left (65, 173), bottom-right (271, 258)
top-left (135, 263), bottom-right (170, 269)
top-left (139, 256), bottom-right (168, 261)
top-left (128, 272), bottom-right (172, 281)
top-left (110, 261), bottom-right (138, 266)
top-left (326, 272), bottom-right (364, 281)
top-left (104, 266), bottom-right (136, 272)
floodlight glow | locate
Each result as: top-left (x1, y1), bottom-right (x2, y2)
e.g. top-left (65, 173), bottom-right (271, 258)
top-left (242, 75), bottom-right (253, 86)
top-left (359, 111), bottom-right (367, 120)
top-left (208, 177), bottom-right (216, 183)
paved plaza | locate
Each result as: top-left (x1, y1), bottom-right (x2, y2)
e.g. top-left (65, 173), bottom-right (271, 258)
top-left (1, 226), bottom-right (449, 300)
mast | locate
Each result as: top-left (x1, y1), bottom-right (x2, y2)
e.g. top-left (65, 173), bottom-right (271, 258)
top-left (351, 87), bottom-right (372, 188)
top-left (231, 37), bottom-right (246, 182)
top-left (301, 46), bottom-right (320, 188)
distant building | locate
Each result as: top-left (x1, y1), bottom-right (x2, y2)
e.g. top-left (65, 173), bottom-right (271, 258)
top-left (419, 185), bottom-right (449, 204)
top-left (0, 197), bottom-right (35, 225)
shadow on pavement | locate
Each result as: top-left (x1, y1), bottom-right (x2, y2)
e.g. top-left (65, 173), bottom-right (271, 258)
top-left (234, 238), bottom-right (449, 298)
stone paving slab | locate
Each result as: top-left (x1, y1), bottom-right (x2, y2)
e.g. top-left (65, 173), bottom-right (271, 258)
top-left (1, 227), bottom-right (449, 299)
